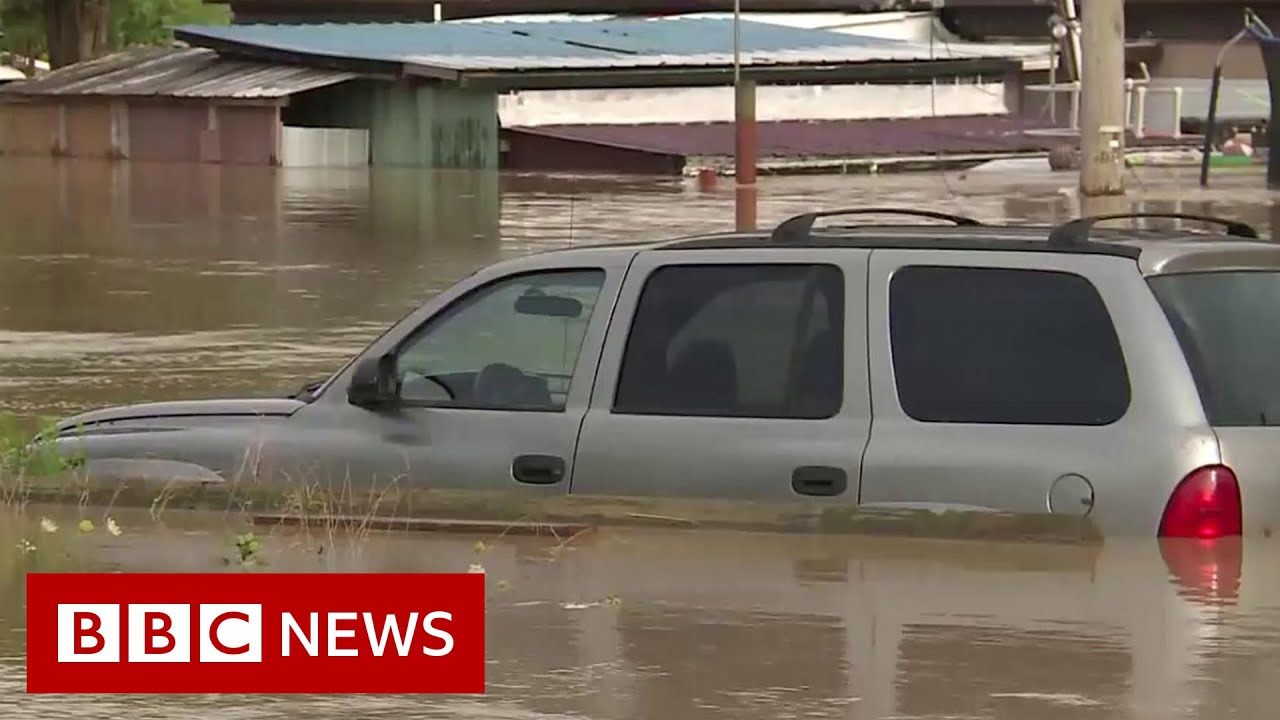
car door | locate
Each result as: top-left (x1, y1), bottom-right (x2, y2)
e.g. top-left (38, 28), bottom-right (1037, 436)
top-left (570, 247), bottom-right (871, 502)
top-left (857, 249), bottom-right (1145, 516)
top-left (276, 249), bottom-right (627, 495)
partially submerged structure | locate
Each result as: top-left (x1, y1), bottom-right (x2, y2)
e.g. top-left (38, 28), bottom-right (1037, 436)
top-left (0, 47), bottom-right (357, 164)
top-left (0, 16), bottom-right (1029, 171)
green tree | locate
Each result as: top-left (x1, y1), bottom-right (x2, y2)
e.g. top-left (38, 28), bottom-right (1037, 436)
top-left (0, 0), bottom-right (229, 69)
top-left (110, 0), bottom-right (229, 49)
top-left (0, 0), bottom-right (48, 69)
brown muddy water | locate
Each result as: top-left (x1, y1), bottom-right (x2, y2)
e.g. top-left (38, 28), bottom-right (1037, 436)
top-left (3, 156), bottom-right (1280, 422)
top-left (3, 157), bottom-right (1280, 717)
top-left (1, 508), bottom-right (1278, 719)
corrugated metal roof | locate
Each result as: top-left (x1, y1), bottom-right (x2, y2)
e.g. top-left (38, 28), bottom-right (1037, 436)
top-left (672, 11), bottom-right (1054, 69)
top-left (175, 17), bottom-right (1028, 73)
top-left (0, 46), bottom-right (358, 99)
top-left (507, 117), bottom-right (1200, 159)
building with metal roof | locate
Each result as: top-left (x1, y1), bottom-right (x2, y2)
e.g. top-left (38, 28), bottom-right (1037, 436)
top-left (171, 17), bottom-right (1022, 88)
top-left (0, 47), bottom-right (356, 100)
top-left (0, 47), bottom-right (366, 164)
top-left (0, 16), bottom-right (1031, 170)
top-left (216, 0), bottom-right (942, 23)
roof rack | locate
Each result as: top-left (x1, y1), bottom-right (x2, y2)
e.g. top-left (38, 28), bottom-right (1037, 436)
top-left (1048, 212), bottom-right (1260, 248)
top-left (770, 208), bottom-right (984, 244)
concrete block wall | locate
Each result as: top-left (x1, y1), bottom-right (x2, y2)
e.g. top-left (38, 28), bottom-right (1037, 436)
top-left (369, 81), bottom-right (498, 170)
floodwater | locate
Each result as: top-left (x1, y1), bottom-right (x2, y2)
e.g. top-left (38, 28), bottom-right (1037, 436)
top-left (4, 157), bottom-right (1280, 717)
top-left (3, 156), bottom-right (1280, 421)
top-left (1, 508), bottom-right (1278, 719)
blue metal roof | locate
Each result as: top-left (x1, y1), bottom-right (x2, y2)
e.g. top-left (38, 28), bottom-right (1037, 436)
top-left (174, 17), bottom-right (1021, 73)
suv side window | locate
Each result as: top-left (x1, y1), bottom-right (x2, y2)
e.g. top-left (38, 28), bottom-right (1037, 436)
top-left (613, 263), bottom-right (844, 419)
top-left (395, 268), bottom-right (606, 411)
top-left (888, 265), bottom-right (1130, 425)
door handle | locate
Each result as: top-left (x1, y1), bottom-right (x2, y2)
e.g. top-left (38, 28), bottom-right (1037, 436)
top-left (792, 466), bottom-right (848, 497)
top-left (512, 454), bottom-right (566, 485)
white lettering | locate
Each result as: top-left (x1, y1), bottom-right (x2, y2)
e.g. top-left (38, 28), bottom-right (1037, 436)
top-left (421, 611), bottom-right (454, 657)
top-left (363, 612), bottom-right (418, 657)
top-left (198, 604), bottom-right (263, 663)
top-left (281, 612), bottom-right (318, 657)
top-left (57, 604), bottom-right (120, 663)
top-left (327, 612), bottom-right (358, 657)
top-left (127, 604), bottom-right (190, 663)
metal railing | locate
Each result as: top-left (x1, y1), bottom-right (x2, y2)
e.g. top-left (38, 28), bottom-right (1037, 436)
top-left (1023, 62), bottom-right (1185, 140)
top-left (1025, 0), bottom-right (1185, 141)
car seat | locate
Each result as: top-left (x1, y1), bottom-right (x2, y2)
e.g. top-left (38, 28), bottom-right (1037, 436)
top-left (665, 339), bottom-right (739, 413)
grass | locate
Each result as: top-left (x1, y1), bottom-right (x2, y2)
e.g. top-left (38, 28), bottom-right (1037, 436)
top-left (0, 414), bottom-right (86, 509)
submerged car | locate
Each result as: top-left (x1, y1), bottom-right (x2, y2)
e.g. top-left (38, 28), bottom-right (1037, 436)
top-left (49, 207), bottom-right (1280, 539)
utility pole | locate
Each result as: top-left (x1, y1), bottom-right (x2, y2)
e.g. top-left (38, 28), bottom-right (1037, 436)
top-left (1078, 0), bottom-right (1127, 197)
top-left (732, 0), bottom-right (757, 231)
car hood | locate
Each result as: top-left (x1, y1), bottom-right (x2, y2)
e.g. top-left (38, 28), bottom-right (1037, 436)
top-left (54, 398), bottom-right (307, 434)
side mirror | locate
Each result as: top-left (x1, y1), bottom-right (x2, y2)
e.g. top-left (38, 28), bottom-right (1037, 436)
top-left (347, 353), bottom-right (399, 409)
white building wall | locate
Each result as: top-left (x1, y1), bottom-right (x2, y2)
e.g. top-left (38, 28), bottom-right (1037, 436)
top-left (498, 82), bottom-right (1009, 127)
top-left (280, 126), bottom-right (370, 167)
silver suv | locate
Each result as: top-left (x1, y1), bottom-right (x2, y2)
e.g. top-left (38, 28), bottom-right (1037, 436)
top-left (50, 208), bottom-right (1280, 539)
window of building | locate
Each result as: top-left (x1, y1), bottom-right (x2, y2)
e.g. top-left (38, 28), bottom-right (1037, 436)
top-left (613, 263), bottom-right (844, 419)
top-left (888, 265), bottom-right (1130, 425)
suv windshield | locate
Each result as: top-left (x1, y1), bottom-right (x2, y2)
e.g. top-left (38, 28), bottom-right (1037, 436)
top-left (1148, 270), bottom-right (1280, 426)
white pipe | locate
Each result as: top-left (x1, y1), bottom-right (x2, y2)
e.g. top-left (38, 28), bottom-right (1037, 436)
top-left (1063, 0), bottom-right (1084, 81)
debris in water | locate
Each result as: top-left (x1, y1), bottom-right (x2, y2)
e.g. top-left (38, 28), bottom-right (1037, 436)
top-left (990, 692), bottom-right (1102, 707)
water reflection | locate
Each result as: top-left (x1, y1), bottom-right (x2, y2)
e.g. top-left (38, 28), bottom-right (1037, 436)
top-left (2, 508), bottom-right (1279, 719)
top-left (4, 159), bottom-right (1280, 716)
top-left (894, 624), bottom-right (1132, 719)
top-left (2, 158), bottom-right (1279, 420)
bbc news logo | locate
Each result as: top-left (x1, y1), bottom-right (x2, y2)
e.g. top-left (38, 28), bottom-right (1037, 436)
top-left (56, 605), bottom-right (456, 663)
top-left (26, 572), bottom-right (485, 693)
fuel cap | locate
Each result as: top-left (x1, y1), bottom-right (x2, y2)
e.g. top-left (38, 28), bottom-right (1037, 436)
top-left (1048, 473), bottom-right (1095, 516)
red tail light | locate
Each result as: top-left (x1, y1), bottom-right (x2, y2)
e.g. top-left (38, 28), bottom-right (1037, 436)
top-left (1158, 465), bottom-right (1243, 538)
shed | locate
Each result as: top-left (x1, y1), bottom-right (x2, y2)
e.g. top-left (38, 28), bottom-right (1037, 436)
top-left (0, 46), bottom-right (361, 164)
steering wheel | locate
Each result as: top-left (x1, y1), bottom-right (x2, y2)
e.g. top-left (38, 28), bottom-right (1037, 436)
top-left (401, 370), bottom-right (457, 401)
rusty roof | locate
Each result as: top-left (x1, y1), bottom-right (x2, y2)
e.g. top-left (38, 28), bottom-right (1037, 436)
top-left (506, 117), bottom-right (1201, 159)
top-left (0, 46), bottom-right (359, 99)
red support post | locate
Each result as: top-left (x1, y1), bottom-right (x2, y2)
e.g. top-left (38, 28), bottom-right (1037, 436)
top-left (734, 78), bottom-right (757, 232)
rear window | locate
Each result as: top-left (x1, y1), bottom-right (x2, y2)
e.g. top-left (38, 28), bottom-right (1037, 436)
top-left (1148, 271), bottom-right (1280, 426)
top-left (889, 265), bottom-right (1131, 425)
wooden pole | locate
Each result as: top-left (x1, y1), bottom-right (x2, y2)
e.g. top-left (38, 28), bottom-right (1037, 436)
top-left (1079, 0), bottom-right (1127, 197)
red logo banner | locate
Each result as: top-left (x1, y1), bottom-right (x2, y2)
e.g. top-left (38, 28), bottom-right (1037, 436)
top-left (25, 572), bottom-right (485, 694)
